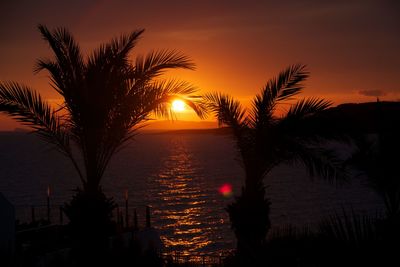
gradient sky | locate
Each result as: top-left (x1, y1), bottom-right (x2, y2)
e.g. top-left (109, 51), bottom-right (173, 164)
top-left (1, 0), bottom-right (399, 130)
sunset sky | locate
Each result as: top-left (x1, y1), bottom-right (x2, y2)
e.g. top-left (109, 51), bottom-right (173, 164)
top-left (1, 0), bottom-right (399, 130)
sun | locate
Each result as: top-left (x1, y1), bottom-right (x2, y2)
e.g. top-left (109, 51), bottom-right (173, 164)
top-left (171, 99), bottom-right (186, 112)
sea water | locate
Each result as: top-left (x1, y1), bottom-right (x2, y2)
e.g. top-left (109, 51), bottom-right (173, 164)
top-left (0, 131), bottom-right (383, 254)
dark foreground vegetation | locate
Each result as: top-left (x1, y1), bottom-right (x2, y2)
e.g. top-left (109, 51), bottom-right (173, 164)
top-left (225, 213), bottom-right (398, 267)
top-left (10, 211), bottom-right (399, 267)
top-left (14, 225), bottom-right (162, 267)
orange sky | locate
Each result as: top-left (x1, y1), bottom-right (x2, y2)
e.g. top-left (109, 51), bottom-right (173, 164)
top-left (1, 0), bottom-right (399, 130)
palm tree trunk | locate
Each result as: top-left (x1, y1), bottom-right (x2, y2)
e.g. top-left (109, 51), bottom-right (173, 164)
top-left (82, 129), bottom-right (102, 193)
top-left (228, 170), bottom-right (271, 262)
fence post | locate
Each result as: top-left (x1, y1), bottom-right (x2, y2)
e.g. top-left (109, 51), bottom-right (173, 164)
top-left (125, 190), bottom-right (129, 228)
top-left (31, 205), bottom-right (35, 223)
top-left (59, 206), bottom-right (63, 225)
top-left (120, 210), bottom-right (124, 228)
top-left (116, 205), bottom-right (120, 228)
top-left (47, 185), bottom-right (51, 223)
top-left (133, 209), bottom-right (138, 230)
top-left (174, 251), bottom-right (178, 263)
top-left (146, 206), bottom-right (151, 228)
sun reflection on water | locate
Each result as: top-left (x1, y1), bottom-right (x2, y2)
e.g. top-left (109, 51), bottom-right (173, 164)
top-left (145, 137), bottom-right (228, 255)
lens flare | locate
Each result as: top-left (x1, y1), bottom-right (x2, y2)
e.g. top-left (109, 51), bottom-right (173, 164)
top-left (219, 183), bottom-right (233, 197)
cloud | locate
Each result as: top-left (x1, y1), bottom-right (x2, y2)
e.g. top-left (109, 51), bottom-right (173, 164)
top-left (358, 89), bottom-right (387, 97)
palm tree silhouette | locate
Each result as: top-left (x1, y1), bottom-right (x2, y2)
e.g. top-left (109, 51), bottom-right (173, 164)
top-left (0, 25), bottom-right (205, 194)
top-left (205, 64), bottom-right (345, 260)
top-left (0, 26), bottom-right (206, 255)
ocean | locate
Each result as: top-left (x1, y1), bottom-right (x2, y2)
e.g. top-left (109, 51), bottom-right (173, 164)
top-left (0, 131), bottom-right (383, 255)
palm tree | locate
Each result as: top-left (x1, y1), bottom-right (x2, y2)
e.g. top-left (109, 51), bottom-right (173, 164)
top-left (0, 25), bottom-right (205, 193)
top-left (205, 64), bottom-right (345, 261)
top-left (0, 25), bottom-right (206, 253)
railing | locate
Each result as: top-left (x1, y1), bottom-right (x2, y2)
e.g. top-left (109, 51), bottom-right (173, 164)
top-left (15, 204), bottom-right (67, 226)
top-left (162, 251), bottom-right (230, 267)
top-left (14, 204), bottom-right (233, 266)
top-left (15, 203), bottom-right (149, 224)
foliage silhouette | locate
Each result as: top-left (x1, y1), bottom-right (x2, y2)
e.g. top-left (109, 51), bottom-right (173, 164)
top-left (205, 64), bottom-right (346, 263)
top-left (318, 208), bottom-right (379, 246)
top-left (0, 25), bottom-right (206, 194)
top-left (0, 25), bottom-right (206, 259)
top-left (0, 23), bottom-right (208, 198)
top-left (347, 101), bottom-right (400, 242)
top-left (63, 189), bottom-right (115, 250)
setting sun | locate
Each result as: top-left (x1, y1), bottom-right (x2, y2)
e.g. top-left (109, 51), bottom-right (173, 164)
top-left (171, 99), bottom-right (186, 112)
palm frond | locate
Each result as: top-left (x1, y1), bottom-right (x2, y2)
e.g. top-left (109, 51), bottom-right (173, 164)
top-left (0, 82), bottom-right (85, 181)
top-left (248, 93), bottom-right (274, 129)
top-left (285, 141), bottom-right (347, 183)
top-left (36, 24), bottom-right (84, 79)
top-left (278, 97), bottom-right (332, 136)
top-left (73, 31), bottom-right (144, 148)
top-left (268, 224), bottom-right (313, 241)
top-left (36, 24), bottom-right (86, 124)
top-left (285, 97), bottom-right (332, 119)
top-left (277, 98), bottom-right (351, 145)
top-left (128, 79), bottom-right (206, 121)
top-left (35, 59), bottom-right (66, 96)
top-left (91, 80), bottom-right (207, 169)
top-left (0, 81), bottom-right (60, 131)
top-left (272, 64), bottom-right (309, 102)
top-left (110, 29), bottom-right (144, 57)
top-left (183, 95), bottom-right (208, 120)
top-left (132, 50), bottom-right (195, 84)
top-left (204, 92), bottom-right (247, 129)
top-left (319, 208), bottom-right (379, 245)
top-left (87, 29), bottom-right (144, 70)
top-left (250, 64), bottom-right (309, 127)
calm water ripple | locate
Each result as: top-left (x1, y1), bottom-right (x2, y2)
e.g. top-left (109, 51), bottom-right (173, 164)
top-left (144, 138), bottom-right (227, 254)
top-left (0, 132), bottom-right (383, 255)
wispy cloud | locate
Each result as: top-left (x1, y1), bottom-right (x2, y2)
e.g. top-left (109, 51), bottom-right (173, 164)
top-left (358, 89), bottom-right (386, 97)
